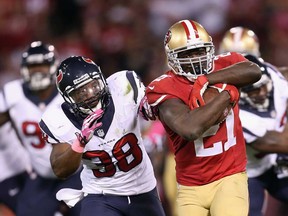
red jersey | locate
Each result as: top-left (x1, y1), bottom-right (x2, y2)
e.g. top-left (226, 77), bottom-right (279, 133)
top-left (146, 52), bottom-right (247, 186)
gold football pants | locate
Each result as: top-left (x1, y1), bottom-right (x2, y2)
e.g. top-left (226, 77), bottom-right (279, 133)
top-left (177, 172), bottom-right (249, 216)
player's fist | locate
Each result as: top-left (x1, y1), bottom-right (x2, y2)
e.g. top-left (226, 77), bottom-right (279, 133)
top-left (211, 83), bottom-right (239, 106)
top-left (190, 75), bottom-right (209, 108)
top-left (139, 96), bottom-right (157, 121)
top-left (76, 109), bottom-right (104, 146)
top-left (221, 84), bottom-right (239, 105)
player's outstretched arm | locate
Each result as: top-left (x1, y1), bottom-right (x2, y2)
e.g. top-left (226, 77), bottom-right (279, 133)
top-left (0, 111), bottom-right (10, 127)
top-left (250, 125), bottom-right (288, 153)
top-left (50, 109), bottom-right (103, 179)
top-left (206, 61), bottom-right (262, 87)
top-left (50, 143), bottom-right (83, 179)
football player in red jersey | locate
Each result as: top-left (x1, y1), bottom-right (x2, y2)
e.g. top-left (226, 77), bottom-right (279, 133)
top-left (145, 19), bottom-right (261, 216)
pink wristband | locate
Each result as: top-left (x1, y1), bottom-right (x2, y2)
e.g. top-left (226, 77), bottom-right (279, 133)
top-left (71, 139), bottom-right (84, 153)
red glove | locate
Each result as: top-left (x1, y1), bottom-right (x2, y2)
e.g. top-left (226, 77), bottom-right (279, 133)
top-left (189, 75), bottom-right (209, 108)
top-left (223, 84), bottom-right (239, 105)
top-left (210, 83), bottom-right (239, 105)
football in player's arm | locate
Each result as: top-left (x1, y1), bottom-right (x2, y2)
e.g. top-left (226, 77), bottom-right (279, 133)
top-left (145, 19), bottom-right (261, 216)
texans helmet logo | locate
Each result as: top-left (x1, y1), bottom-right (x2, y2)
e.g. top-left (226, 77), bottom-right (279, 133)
top-left (56, 69), bottom-right (63, 84)
top-left (82, 57), bottom-right (95, 65)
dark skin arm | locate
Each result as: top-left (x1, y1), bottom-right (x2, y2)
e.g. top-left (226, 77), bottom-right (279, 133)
top-left (159, 92), bottom-right (231, 140)
top-left (50, 143), bottom-right (82, 179)
top-left (250, 124), bottom-right (288, 153)
top-left (158, 61), bottom-right (262, 141)
top-left (206, 61), bottom-right (262, 87)
top-left (0, 111), bottom-right (11, 127)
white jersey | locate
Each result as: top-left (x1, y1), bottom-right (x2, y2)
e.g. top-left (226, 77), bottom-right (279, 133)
top-left (0, 90), bottom-right (31, 182)
top-left (0, 121), bottom-right (31, 182)
top-left (240, 65), bottom-right (288, 178)
top-left (0, 79), bottom-right (63, 178)
top-left (40, 70), bottom-right (157, 196)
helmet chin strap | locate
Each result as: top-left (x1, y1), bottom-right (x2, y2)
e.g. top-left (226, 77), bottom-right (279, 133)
top-left (91, 101), bottom-right (103, 112)
top-left (79, 100), bottom-right (102, 115)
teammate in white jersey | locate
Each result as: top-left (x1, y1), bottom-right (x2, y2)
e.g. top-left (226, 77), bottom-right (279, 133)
top-left (0, 119), bottom-right (31, 215)
top-left (239, 55), bottom-right (288, 216)
top-left (0, 41), bottom-right (82, 216)
top-left (39, 56), bottom-right (166, 216)
top-left (220, 27), bottom-right (288, 216)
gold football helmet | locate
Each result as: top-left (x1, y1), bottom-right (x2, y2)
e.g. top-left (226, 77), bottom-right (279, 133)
top-left (164, 20), bottom-right (215, 80)
top-left (219, 26), bottom-right (260, 57)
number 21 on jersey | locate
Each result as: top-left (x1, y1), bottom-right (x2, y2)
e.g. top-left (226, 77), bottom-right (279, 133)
top-left (194, 110), bottom-right (236, 157)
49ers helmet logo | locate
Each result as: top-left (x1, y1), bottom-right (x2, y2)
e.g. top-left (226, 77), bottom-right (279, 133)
top-left (56, 69), bottom-right (63, 85)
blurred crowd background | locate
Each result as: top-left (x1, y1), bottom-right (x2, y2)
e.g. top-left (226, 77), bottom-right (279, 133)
top-left (1, 0), bottom-right (288, 87)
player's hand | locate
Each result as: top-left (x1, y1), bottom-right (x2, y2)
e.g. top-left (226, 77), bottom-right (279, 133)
top-left (222, 84), bottom-right (239, 105)
top-left (190, 75), bottom-right (209, 108)
top-left (275, 154), bottom-right (288, 179)
top-left (139, 96), bottom-right (157, 121)
top-left (211, 83), bottom-right (239, 106)
top-left (76, 109), bottom-right (104, 146)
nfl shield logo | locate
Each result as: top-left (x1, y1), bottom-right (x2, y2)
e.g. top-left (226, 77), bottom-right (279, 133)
top-left (97, 129), bottom-right (105, 137)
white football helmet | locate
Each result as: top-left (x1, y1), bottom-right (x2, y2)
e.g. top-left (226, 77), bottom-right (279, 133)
top-left (164, 20), bottom-right (215, 80)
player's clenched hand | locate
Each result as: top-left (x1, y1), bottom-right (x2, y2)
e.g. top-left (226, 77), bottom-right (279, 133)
top-left (211, 83), bottom-right (239, 106)
top-left (76, 109), bottom-right (104, 146)
top-left (224, 84), bottom-right (239, 104)
top-left (190, 75), bottom-right (209, 108)
top-left (139, 96), bottom-right (157, 121)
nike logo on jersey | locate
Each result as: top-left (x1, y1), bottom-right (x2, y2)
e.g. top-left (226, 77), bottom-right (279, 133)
top-left (148, 86), bottom-right (155, 90)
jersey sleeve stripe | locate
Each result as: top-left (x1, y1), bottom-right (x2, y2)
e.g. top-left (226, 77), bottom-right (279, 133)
top-left (126, 71), bottom-right (138, 104)
top-left (242, 127), bottom-right (259, 143)
top-left (150, 95), bottom-right (168, 107)
top-left (243, 127), bottom-right (258, 137)
top-left (39, 119), bottom-right (60, 143)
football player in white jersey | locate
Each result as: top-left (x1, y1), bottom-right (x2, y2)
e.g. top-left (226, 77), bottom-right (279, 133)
top-left (0, 119), bottom-right (31, 215)
top-left (239, 55), bottom-right (288, 216)
top-left (0, 41), bottom-right (82, 216)
top-left (39, 56), bottom-right (166, 216)
top-left (220, 27), bottom-right (288, 216)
